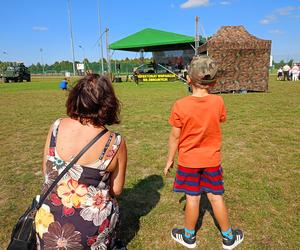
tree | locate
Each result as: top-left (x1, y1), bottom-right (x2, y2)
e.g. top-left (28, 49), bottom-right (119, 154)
top-left (287, 59), bottom-right (294, 67)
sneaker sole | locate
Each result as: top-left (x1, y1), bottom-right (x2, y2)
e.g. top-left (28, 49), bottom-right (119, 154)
top-left (171, 232), bottom-right (196, 249)
top-left (222, 236), bottom-right (244, 250)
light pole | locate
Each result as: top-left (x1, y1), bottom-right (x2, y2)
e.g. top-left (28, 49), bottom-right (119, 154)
top-left (40, 48), bottom-right (45, 74)
top-left (105, 28), bottom-right (111, 74)
top-left (3, 51), bottom-right (8, 61)
top-left (98, 30), bottom-right (108, 73)
top-left (78, 45), bottom-right (86, 73)
top-left (67, 0), bottom-right (76, 76)
top-left (78, 45), bottom-right (86, 62)
top-left (97, 0), bottom-right (104, 73)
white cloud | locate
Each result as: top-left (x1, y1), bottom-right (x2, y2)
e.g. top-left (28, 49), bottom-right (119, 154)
top-left (260, 6), bottom-right (300, 25)
top-left (260, 15), bottom-right (277, 25)
top-left (32, 26), bottom-right (48, 32)
top-left (180, 0), bottom-right (209, 9)
top-left (268, 29), bottom-right (285, 34)
top-left (220, 1), bottom-right (231, 5)
top-left (274, 6), bottom-right (299, 16)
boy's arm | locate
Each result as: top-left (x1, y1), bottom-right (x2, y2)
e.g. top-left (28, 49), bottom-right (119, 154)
top-left (220, 98), bottom-right (227, 123)
top-left (164, 126), bottom-right (181, 176)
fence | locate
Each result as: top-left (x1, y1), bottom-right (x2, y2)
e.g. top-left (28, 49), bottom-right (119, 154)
top-left (29, 61), bottom-right (142, 75)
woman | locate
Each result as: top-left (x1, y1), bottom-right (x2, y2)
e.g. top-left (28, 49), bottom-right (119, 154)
top-left (35, 74), bottom-right (127, 249)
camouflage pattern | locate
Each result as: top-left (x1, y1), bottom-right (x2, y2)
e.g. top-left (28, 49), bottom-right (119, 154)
top-left (188, 55), bottom-right (218, 85)
top-left (198, 26), bottom-right (271, 93)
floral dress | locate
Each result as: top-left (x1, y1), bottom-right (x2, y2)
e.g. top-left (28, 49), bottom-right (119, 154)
top-left (35, 119), bottom-right (122, 250)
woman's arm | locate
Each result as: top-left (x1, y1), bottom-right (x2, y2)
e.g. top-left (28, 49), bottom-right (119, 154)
top-left (164, 126), bottom-right (181, 176)
top-left (42, 127), bottom-right (52, 175)
top-left (110, 139), bottom-right (127, 196)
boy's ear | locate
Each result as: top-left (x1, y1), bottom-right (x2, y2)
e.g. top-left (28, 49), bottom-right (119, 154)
top-left (187, 75), bottom-right (192, 84)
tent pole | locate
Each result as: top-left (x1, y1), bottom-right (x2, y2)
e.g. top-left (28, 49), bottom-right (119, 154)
top-left (195, 16), bottom-right (200, 56)
top-left (157, 63), bottom-right (188, 83)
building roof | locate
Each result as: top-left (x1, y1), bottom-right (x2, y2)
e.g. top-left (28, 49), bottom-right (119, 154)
top-left (109, 28), bottom-right (205, 52)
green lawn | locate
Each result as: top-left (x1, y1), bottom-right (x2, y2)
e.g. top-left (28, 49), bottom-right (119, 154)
top-left (0, 76), bottom-right (299, 249)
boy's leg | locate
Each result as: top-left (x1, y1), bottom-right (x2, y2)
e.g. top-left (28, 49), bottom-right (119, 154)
top-left (199, 166), bottom-right (243, 249)
top-left (171, 195), bottom-right (199, 249)
top-left (207, 193), bottom-right (243, 249)
top-left (171, 166), bottom-right (200, 248)
top-left (184, 194), bottom-right (201, 232)
top-left (206, 193), bottom-right (230, 232)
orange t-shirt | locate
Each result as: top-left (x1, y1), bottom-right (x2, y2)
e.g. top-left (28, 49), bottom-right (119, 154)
top-left (169, 95), bottom-right (226, 168)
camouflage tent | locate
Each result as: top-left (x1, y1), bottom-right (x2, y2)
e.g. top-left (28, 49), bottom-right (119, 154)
top-left (198, 26), bottom-right (271, 93)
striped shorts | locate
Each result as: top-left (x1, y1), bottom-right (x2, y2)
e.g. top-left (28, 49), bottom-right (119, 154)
top-left (173, 165), bottom-right (224, 196)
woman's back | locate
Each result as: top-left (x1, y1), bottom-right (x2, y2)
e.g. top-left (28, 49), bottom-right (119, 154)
top-left (35, 74), bottom-right (127, 250)
top-left (55, 118), bottom-right (119, 170)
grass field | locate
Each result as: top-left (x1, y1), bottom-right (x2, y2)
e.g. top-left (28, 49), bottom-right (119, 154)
top-left (0, 76), bottom-right (300, 249)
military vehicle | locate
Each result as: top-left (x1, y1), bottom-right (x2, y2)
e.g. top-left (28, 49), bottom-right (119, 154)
top-left (2, 63), bottom-right (31, 83)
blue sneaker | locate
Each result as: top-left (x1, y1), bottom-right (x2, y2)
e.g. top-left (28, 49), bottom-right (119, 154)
top-left (171, 228), bottom-right (196, 249)
top-left (222, 229), bottom-right (244, 249)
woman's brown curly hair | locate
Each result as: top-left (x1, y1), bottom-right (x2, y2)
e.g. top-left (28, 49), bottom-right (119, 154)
top-left (66, 74), bottom-right (120, 127)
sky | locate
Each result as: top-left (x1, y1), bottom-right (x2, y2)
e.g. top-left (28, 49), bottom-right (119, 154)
top-left (1, 0), bottom-right (300, 65)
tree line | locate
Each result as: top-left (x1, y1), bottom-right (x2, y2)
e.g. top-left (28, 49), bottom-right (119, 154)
top-left (0, 58), bottom-right (296, 75)
top-left (272, 59), bottom-right (295, 69)
top-left (0, 58), bottom-right (152, 75)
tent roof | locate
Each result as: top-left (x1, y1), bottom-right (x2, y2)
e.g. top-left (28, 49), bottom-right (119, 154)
top-left (199, 26), bottom-right (271, 51)
top-left (109, 28), bottom-right (205, 52)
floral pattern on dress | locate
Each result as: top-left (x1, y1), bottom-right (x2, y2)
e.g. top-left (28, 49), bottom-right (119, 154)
top-left (98, 135), bottom-right (121, 171)
top-left (36, 119), bottom-right (122, 249)
top-left (57, 179), bottom-right (88, 208)
top-left (42, 161), bottom-right (59, 194)
top-left (47, 155), bottom-right (84, 182)
top-left (80, 187), bottom-right (112, 226)
top-left (35, 204), bottom-right (54, 238)
top-left (49, 178), bottom-right (88, 216)
top-left (43, 221), bottom-right (83, 250)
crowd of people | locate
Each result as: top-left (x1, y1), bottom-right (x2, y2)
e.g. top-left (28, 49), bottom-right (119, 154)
top-left (277, 63), bottom-right (300, 81)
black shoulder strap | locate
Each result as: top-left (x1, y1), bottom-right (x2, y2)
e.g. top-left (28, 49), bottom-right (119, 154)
top-left (36, 128), bottom-right (108, 209)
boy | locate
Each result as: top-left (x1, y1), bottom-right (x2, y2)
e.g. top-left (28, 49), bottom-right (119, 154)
top-left (59, 78), bottom-right (68, 90)
top-left (164, 56), bottom-right (243, 249)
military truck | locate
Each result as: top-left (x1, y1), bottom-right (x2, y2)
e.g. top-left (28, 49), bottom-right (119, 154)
top-left (2, 63), bottom-right (31, 83)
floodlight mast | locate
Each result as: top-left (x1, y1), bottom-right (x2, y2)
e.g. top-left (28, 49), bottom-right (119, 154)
top-left (78, 45), bottom-right (86, 62)
top-left (40, 48), bottom-right (45, 74)
top-left (3, 51), bottom-right (8, 61)
top-left (67, 0), bottom-right (76, 76)
top-left (195, 16), bottom-right (200, 56)
top-left (105, 28), bottom-right (111, 73)
top-left (97, 0), bottom-right (104, 74)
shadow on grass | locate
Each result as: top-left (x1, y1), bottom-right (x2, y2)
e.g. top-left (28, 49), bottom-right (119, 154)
top-left (180, 193), bottom-right (221, 233)
top-left (117, 174), bottom-right (163, 245)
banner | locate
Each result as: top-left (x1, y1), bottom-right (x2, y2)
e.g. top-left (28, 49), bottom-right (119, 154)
top-left (137, 73), bottom-right (177, 82)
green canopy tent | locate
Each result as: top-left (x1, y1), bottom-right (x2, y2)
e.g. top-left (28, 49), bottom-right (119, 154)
top-left (109, 28), bottom-right (205, 52)
top-left (109, 28), bottom-right (206, 82)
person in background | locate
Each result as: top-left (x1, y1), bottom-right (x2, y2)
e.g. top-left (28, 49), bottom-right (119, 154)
top-left (282, 64), bottom-right (291, 81)
top-left (133, 68), bottom-right (139, 85)
top-left (291, 63), bottom-right (299, 81)
top-left (36, 74), bottom-right (127, 249)
top-left (59, 78), bottom-right (68, 90)
top-left (164, 56), bottom-right (243, 249)
top-left (277, 67), bottom-right (283, 81)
